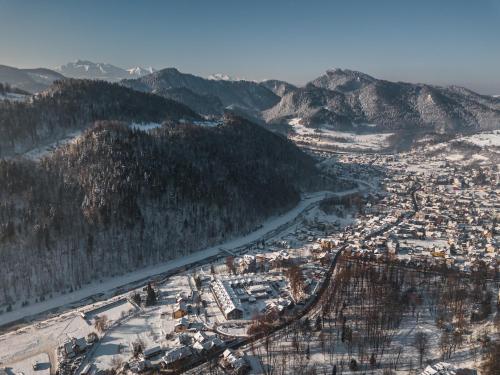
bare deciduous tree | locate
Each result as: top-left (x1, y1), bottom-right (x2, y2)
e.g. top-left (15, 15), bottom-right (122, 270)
top-left (413, 331), bottom-right (429, 368)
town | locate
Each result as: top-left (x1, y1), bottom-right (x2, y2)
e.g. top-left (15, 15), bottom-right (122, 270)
top-left (0, 134), bottom-right (498, 375)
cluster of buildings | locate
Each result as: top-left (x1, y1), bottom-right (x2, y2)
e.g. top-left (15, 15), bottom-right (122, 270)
top-left (322, 151), bottom-right (499, 277)
top-left (210, 273), bottom-right (296, 321)
top-left (57, 334), bottom-right (97, 375)
top-left (160, 331), bottom-right (226, 370)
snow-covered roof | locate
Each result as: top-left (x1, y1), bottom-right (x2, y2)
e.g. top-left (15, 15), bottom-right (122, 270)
top-left (162, 346), bottom-right (192, 364)
top-left (211, 278), bottom-right (243, 316)
top-left (420, 362), bottom-right (457, 375)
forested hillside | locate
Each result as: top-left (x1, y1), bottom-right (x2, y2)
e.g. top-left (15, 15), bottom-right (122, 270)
top-left (0, 115), bottom-right (321, 307)
top-left (0, 79), bottom-right (199, 158)
top-left (122, 67), bottom-right (280, 116)
top-left (265, 69), bottom-right (500, 132)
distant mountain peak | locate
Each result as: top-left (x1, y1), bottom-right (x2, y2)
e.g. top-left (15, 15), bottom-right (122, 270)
top-left (0, 64), bottom-right (64, 93)
top-left (160, 67), bottom-right (181, 74)
top-left (127, 66), bottom-right (155, 76)
top-left (265, 68), bottom-right (500, 133)
top-left (55, 60), bottom-right (154, 81)
top-left (325, 68), bottom-right (375, 80)
top-left (122, 68), bottom-right (280, 117)
top-left (208, 73), bottom-right (237, 81)
top-left (311, 68), bottom-right (377, 93)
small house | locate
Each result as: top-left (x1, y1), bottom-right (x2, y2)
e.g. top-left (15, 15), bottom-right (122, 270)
top-left (162, 346), bottom-right (193, 369)
top-left (172, 301), bottom-right (188, 319)
top-left (174, 317), bottom-right (189, 332)
top-left (142, 345), bottom-right (163, 359)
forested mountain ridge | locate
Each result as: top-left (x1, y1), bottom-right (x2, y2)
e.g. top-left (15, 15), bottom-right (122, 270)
top-left (123, 66), bottom-right (500, 133)
top-left (0, 79), bottom-right (200, 158)
top-left (121, 67), bottom-right (280, 117)
top-left (265, 69), bottom-right (500, 132)
top-left (0, 116), bottom-right (322, 307)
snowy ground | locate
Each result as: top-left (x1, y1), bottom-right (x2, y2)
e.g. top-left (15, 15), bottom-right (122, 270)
top-left (129, 122), bottom-right (162, 132)
top-left (0, 92), bottom-right (29, 102)
top-left (0, 312), bottom-right (93, 369)
top-left (14, 122), bottom-right (162, 161)
top-left (84, 299), bottom-right (137, 324)
top-left (193, 120), bottom-right (222, 127)
top-left (246, 277), bottom-right (498, 374)
top-left (2, 353), bottom-right (51, 375)
top-left (455, 130), bottom-right (500, 148)
top-left (288, 118), bottom-right (394, 151)
top-left (22, 129), bottom-right (83, 160)
top-left (411, 130), bottom-right (500, 169)
top-left (401, 239), bottom-right (449, 250)
top-left (303, 205), bottom-right (356, 228)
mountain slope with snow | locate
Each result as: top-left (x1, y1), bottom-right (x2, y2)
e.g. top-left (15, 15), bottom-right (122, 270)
top-left (0, 115), bottom-right (321, 306)
top-left (0, 64), bottom-right (64, 93)
top-left (207, 73), bottom-right (237, 81)
top-left (0, 79), bottom-right (200, 158)
top-left (56, 60), bottom-right (155, 81)
top-left (122, 67), bottom-right (280, 117)
top-left (265, 68), bottom-right (500, 133)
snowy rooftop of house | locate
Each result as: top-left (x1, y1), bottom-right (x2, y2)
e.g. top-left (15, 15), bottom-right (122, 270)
top-left (162, 346), bottom-right (192, 364)
top-left (420, 362), bottom-right (457, 375)
top-left (211, 278), bottom-right (243, 314)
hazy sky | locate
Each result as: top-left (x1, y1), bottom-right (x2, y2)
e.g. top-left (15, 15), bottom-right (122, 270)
top-left (1, 0), bottom-right (499, 93)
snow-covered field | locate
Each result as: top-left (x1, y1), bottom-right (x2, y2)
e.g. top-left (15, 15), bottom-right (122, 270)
top-left (0, 312), bottom-right (93, 367)
top-left (0, 92), bottom-right (29, 102)
top-left (193, 119), bottom-right (222, 127)
top-left (22, 129), bottom-right (83, 160)
top-left (404, 131), bottom-right (500, 171)
top-left (303, 205), bottom-right (356, 228)
top-left (288, 118), bottom-right (393, 151)
top-left (455, 130), bottom-right (500, 148)
top-left (3, 353), bottom-right (51, 375)
top-left (84, 299), bottom-right (137, 324)
top-left (129, 122), bottom-right (162, 132)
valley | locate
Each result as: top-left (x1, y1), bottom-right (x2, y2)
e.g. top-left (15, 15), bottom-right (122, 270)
top-left (0, 59), bottom-right (498, 375)
top-left (0, 128), bottom-right (497, 374)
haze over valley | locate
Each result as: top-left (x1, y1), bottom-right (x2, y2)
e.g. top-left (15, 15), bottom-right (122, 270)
top-left (0, 1), bottom-right (499, 374)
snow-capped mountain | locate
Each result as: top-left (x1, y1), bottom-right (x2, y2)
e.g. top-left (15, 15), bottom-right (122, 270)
top-left (207, 73), bottom-right (237, 81)
top-left (122, 67), bottom-right (280, 117)
top-left (127, 66), bottom-right (155, 77)
top-left (264, 68), bottom-right (500, 133)
top-left (0, 64), bottom-right (65, 93)
top-left (55, 60), bottom-right (154, 81)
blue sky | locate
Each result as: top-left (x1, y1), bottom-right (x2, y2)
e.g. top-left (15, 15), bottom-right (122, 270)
top-left (0, 0), bottom-right (499, 93)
